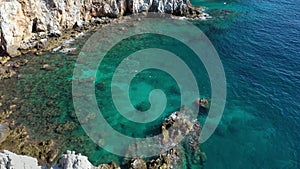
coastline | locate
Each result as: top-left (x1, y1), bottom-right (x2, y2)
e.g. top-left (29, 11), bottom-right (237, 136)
top-left (1, 0), bottom-right (299, 168)
top-left (0, 12), bottom-right (213, 80)
top-left (0, 0), bottom-right (228, 168)
top-left (0, 0), bottom-right (206, 57)
top-left (0, 12), bottom-right (211, 165)
top-left (0, 109), bottom-right (207, 169)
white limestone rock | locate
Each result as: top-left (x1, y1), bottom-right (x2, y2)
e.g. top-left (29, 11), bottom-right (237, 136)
top-left (0, 150), bottom-right (43, 169)
top-left (55, 151), bottom-right (93, 169)
top-left (0, 150), bottom-right (98, 169)
top-left (0, 0), bottom-right (202, 57)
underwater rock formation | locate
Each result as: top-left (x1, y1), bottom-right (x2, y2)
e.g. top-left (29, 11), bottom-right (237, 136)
top-left (0, 123), bottom-right (8, 144)
top-left (0, 106), bottom-right (205, 169)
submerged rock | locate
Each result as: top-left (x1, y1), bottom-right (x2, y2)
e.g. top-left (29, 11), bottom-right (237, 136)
top-left (0, 105), bottom-right (205, 168)
top-left (194, 98), bottom-right (210, 109)
top-left (0, 65), bottom-right (16, 80)
top-left (0, 123), bottom-right (9, 144)
top-left (0, 125), bottom-right (59, 165)
top-left (41, 64), bottom-right (55, 71)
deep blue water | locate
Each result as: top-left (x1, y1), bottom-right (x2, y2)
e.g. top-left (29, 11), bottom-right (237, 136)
top-left (190, 0), bottom-right (300, 168)
top-left (12, 0), bottom-right (300, 168)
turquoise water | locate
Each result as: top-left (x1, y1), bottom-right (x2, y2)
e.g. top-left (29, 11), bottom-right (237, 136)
top-left (190, 0), bottom-right (300, 168)
top-left (94, 33), bottom-right (211, 138)
top-left (12, 0), bottom-right (299, 168)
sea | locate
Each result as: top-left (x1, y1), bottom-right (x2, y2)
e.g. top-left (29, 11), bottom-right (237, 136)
top-left (8, 0), bottom-right (300, 168)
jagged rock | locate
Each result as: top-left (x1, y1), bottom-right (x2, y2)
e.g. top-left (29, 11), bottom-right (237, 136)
top-left (0, 105), bottom-right (204, 168)
top-left (162, 125), bottom-right (169, 144)
top-left (91, 17), bottom-right (104, 24)
top-left (0, 0), bottom-right (203, 56)
top-left (56, 151), bottom-right (93, 169)
top-left (129, 158), bottom-right (147, 169)
top-left (36, 39), bottom-right (48, 49)
top-left (0, 150), bottom-right (43, 169)
top-left (0, 56), bottom-right (10, 65)
top-left (0, 150), bottom-right (123, 169)
top-left (53, 151), bottom-right (120, 169)
top-left (12, 59), bottom-right (28, 68)
top-left (49, 29), bottom-right (62, 38)
top-left (194, 98), bottom-right (210, 109)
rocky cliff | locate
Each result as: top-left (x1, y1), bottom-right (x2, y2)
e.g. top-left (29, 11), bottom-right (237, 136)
top-left (0, 0), bottom-right (203, 57)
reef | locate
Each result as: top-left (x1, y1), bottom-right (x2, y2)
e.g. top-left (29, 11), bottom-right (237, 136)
top-left (0, 105), bottom-right (206, 168)
top-left (0, 95), bottom-right (59, 166)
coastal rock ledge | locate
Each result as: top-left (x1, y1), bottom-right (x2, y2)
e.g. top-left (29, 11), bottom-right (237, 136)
top-left (0, 150), bottom-right (107, 169)
top-left (0, 0), bottom-right (203, 57)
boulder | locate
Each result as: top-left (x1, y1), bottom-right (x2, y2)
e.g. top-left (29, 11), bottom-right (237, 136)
top-left (0, 150), bottom-right (43, 169)
top-left (40, 64), bottom-right (55, 71)
top-left (56, 151), bottom-right (93, 169)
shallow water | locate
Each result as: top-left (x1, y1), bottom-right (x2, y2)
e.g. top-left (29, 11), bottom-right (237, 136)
top-left (5, 0), bottom-right (299, 168)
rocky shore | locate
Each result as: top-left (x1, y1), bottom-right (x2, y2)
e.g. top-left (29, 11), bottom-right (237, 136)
top-left (0, 107), bottom-right (206, 169)
top-left (0, 149), bottom-right (180, 169)
top-left (0, 0), bottom-right (206, 57)
top-left (0, 1), bottom-right (210, 168)
top-left (0, 0), bottom-right (212, 81)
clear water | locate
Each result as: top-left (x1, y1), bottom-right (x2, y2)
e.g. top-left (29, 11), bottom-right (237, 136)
top-left (94, 33), bottom-right (211, 138)
top-left (190, 0), bottom-right (300, 168)
top-left (11, 0), bottom-right (300, 168)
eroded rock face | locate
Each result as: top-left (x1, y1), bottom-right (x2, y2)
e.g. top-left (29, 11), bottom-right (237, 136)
top-left (129, 0), bottom-right (202, 15)
top-left (0, 0), bottom-right (202, 57)
top-left (55, 151), bottom-right (93, 169)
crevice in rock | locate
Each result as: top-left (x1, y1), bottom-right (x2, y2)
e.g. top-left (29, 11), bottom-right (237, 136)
top-left (32, 18), bottom-right (38, 33)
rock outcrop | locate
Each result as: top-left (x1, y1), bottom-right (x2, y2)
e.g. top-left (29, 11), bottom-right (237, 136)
top-left (0, 0), bottom-right (203, 57)
top-left (0, 150), bottom-right (97, 169)
top-left (0, 106), bottom-right (205, 169)
top-left (53, 151), bottom-right (94, 169)
top-left (0, 150), bottom-right (44, 169)
top-left (0, 150), bottom-right (180, 169)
